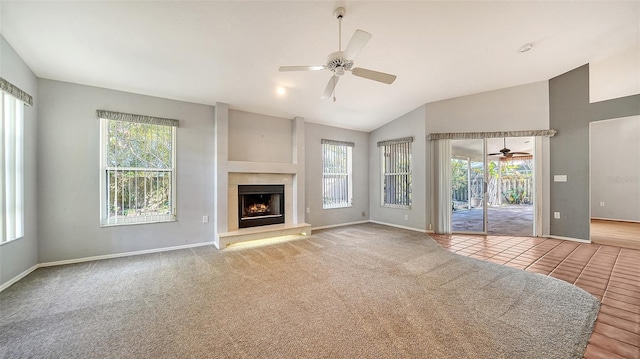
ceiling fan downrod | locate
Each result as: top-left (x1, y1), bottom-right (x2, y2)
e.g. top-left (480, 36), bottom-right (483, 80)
top-left (334, 7), bottom-right (345, 51)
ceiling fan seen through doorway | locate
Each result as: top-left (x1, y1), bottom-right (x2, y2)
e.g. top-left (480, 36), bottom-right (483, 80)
top-left (278, 7), bottom-right (397, 101)
top-left (488, 138), bottom-right (531, 158)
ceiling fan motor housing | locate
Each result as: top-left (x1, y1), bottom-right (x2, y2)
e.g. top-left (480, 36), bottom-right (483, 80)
top-left (327, 51), bottom-right (354, 75)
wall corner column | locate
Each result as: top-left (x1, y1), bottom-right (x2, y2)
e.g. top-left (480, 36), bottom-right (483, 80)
top-left (292, 117), bottom-right (306, 225)
top-left (214, 103), bottom-right (229, 248)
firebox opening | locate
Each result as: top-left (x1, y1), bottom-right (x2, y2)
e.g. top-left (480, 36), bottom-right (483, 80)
top-left (238, 185), bottom-right (285, 228)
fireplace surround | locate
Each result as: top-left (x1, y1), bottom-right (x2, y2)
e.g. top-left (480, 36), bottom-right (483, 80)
top-left (214, 104), bottom-right (310, 248)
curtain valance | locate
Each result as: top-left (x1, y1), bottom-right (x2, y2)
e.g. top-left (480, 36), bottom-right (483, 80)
top-left (96, 110), bottom-right (179, 127)
top-left (321, 139), bottom-right (355, 147)
top-left (427, 129), bottom-right (556, 141)
top-left (377, 136), bottom-right (414, 147)
top-left (0, 77), bottom-right (33, 106)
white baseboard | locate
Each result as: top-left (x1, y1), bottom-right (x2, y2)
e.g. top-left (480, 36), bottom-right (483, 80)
top-left (543, 234), bottom-right (591, 243)
top-left (369, 220), bottom-right (426, 233)
top-left (1, 241), bottom-right (215, 292)
top-left (311, 220), bottom-right (370, 231)
top-left (39, 241), bottom-right (215, 268)
top-left (591, 217), bottom-right (640, 224)
top-left (0, 264), bottom-right (38, 292)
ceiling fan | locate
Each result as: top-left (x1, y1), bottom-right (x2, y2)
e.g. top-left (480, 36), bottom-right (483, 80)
top-left (278, 7), bottom-right (397, 101)
top-left (488, 138), bottom-right (531, 158)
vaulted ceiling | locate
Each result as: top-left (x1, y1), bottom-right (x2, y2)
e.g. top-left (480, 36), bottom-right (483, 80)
top-left (1, 1), bottom-right (638, 131)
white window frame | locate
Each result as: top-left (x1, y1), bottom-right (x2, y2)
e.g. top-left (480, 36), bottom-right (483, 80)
top-left (99, 113), bottom-right (177, 226)
top-left (1, 93), bottom-right (25, 244)
top-left (379, 138), bottom-right (413, 208)
top-left (322, 140), bottom-right (354, 209)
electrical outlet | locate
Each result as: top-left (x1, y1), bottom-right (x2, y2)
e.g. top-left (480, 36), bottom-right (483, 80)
top-left (362, 211), bottom-right (366, 217)
top-left (404, 214), bottom-right (409, 221)
top-left (306, 207), bottom-right (310, 214)
top-left (600, 202), bottom-right (605, 207)
top-left (202, 215), bottom-right (209, 223)
top-left (554, 212), bottom-right (560, 219)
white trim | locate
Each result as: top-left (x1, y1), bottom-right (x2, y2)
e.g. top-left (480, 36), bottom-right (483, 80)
top-left (311, 220), bottom-right (369, 231)
top-left (0, 241), bottom-right (215, 292)
top-left (544, 234), bottom-right (591, 243)
top-left (0, 264), bottom-right (38, 292)
top-left (38, 241), bottom-right (214, 268)
top-left (590, 217), bottom-right (640, 224)
top-left (533, 136), bottom-right (543, 237)
top-left (370, 220), bottom-right (425, 233)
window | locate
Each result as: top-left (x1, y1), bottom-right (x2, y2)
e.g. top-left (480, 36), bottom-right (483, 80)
top-left (1, 93), bottom-right (25, 243)
top-left (99, 110), bottom-right (178, 226)
top-left (322, 139), bottom-right (354, 209)
top-left (379, 137), bottom-right (413, 208)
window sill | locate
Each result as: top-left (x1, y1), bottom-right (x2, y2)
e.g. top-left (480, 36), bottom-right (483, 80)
top-left (0, 236), bottom-right (24, 247)
top-left (381, 204), bottom-right (411, 209)
top-left (100, 218), bottom-right (176, 227)
top-left (323, 205), bottom-right (353, 210)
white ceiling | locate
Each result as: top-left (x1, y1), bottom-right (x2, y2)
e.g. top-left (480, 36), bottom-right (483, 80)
top-left (1, 1), bottom-right (638, 132)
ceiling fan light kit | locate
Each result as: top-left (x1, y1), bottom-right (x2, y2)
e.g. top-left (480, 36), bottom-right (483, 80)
top-left (279, 6), bottom-right (397, 101)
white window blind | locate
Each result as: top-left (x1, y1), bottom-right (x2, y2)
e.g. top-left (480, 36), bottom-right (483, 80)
top-left (99, 110), bottom-right (178, 226)
top-left (322, 139), bottom-right (353, 209)
top-left (1, 93), bottom-right (25, 243)
top-left (379, 137), bottom-right (413, 208)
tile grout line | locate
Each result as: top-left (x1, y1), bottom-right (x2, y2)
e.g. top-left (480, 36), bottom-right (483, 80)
top-left (544, 242), bottom-right (585, 278)
top-left (583, 245), bottom-right (633, 356)
top-left (600, 246), bottom-right (623, 306)
top-left (567, 244), bottom-right (602, 286)
top-left (520, 238), bottom-right (566, 271)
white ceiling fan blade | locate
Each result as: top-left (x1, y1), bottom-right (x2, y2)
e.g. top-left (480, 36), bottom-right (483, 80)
top-left (321, 76), bottom-right (339, 99)
top-left (351, 67), bottom-right (397, 84)
top-left (279, 65), bottom-right (326, 72)
top-left (342, 30), bottom-right (372, 60)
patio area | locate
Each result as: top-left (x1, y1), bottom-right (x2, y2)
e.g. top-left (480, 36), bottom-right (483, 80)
top-left (452, 204), bottom-right (534, 236)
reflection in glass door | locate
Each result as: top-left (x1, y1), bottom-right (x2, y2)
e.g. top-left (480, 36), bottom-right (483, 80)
top-left (451, 139), bottom-right (486, 233)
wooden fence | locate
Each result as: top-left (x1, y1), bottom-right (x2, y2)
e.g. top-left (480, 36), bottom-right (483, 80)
top-left (453, 175), bottom-right (533, 207)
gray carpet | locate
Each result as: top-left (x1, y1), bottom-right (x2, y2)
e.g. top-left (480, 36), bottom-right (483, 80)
top-left (0, 223), bottom-right (599, 358)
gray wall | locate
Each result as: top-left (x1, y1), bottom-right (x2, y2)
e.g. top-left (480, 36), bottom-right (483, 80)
top-left (369, 105), bottom-right (427, 230)
top-left (425, 81), bottom-right (549, 133)
top-left (367, 82), bottom-right (550, 232)
top-left (37, 79), bottom-right (216, 263)
top-left (549, 64), bottom-right (640, 239)
top-left (305, 123), bottom-right (369, 228)
top-left (590, 116), bottom-right (640, 222)
top-left (0, 36), bottom-right (39, 286)
top-left (228, 109), bottom-right (293, 163)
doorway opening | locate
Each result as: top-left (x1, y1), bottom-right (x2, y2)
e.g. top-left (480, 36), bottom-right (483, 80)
top-left (589, 116), bottom-right (640, 250)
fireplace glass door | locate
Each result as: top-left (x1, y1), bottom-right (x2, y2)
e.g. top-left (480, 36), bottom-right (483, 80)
top-left (238, 185), bottom-right (285, 228)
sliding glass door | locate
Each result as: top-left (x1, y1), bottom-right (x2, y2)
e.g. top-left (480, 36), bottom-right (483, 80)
top-left (451, 139), bottom-right (486, 233)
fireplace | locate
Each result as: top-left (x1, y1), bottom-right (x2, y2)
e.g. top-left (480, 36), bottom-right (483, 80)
top-left (238, 184), bottom-right (285, 228)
